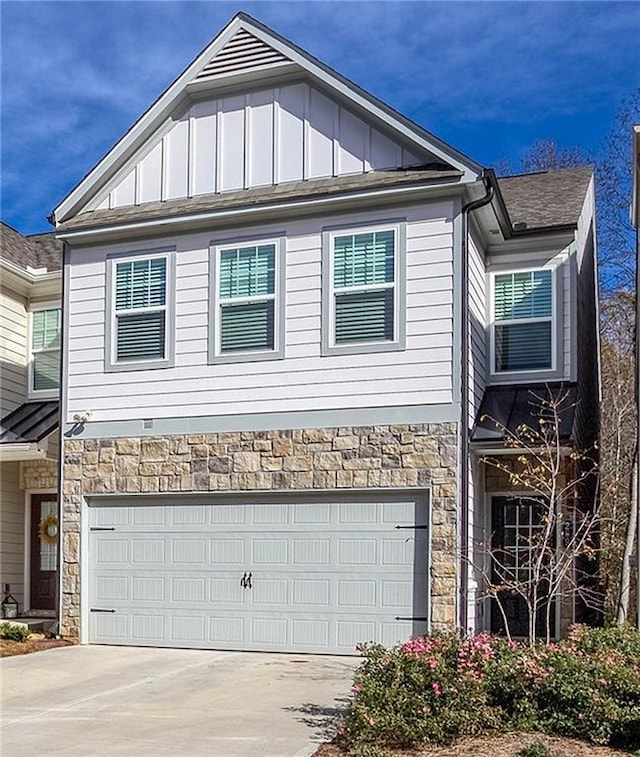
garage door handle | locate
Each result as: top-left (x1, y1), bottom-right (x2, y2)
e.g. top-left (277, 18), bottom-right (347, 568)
top-left (91, 608), bottom-right (116, 613)
top-left (246, 572), bottom-right (252, 589)
top-left (240, 572), bottom-right (247, 588)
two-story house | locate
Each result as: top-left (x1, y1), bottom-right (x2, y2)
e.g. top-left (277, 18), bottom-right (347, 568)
top-left (50, 14), bottom-right (599, 652)
top-left (0, 223), bottom-right (62, 621)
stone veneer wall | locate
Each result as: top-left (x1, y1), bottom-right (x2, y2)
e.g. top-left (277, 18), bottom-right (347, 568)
top-left (61, 423), bottom-right (458, 639)
top-left (21, 458), bottom-right (58, 492)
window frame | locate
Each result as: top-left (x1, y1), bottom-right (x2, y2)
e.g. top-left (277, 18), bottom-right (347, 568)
top-left (28, 301), bottom-right (61, 399)
top-left (208, 235), bottom-right (286, 364)
top-left (321, 220), bottom-right (406, 357)
top-left (489, 265), bottom-right (559, 378)
top-left (105, 248), bottom-right (175, 373)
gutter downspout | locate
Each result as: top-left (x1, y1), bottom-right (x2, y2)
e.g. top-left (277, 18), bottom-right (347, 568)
top-left (459, 172), bottom-right (494, 633)
top-left (55, 241), bottom-right (68, 636)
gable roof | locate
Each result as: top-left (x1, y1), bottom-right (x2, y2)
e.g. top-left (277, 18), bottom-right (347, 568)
top-left (0, 222), bottom-right (62, 272)
top-left (496, 167), bottom-right (593, 231)
top-left (53, 13), bottom-right (482, 224)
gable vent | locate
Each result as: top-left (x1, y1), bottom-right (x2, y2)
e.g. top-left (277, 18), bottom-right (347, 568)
top-left (196, 29), bottom-right (290, 79)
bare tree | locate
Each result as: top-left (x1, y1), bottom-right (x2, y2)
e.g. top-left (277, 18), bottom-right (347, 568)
top-left (596, 89), bottom-right (640, 294)
top-left (477, 388), bottom-right (599, 646)
top-left (521, 139), bottom-right (590, 174)
top-left (494, 139), bottom-right (590, 177)
top-left (599, 292), bottom-right (638, 623)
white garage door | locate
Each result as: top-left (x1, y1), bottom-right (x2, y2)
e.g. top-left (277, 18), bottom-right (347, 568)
top-left (88, 493), bottom-right (429, 654)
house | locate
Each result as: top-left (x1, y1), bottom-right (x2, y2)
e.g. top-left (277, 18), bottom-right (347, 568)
top-left (0, 222), bottom-right (62, 621)
top-left (50, 13), bottom-right (599, 652)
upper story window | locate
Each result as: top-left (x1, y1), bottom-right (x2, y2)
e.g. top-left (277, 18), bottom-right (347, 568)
top-left (493, 269), bottom-right (554, 373)
top-left (30, 306), bottom-right (60, 394)
top-left (322, 222), bottom-right (406, 356)
top-left (210, 238), bottom-right (284, 363)
top-left (106, 250), bottom-right (175, 372)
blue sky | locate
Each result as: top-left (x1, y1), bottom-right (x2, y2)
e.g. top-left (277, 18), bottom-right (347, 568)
top-left (1, 1), bottom-right (639, 234)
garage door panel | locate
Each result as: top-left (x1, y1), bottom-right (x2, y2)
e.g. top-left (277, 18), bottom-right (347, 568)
top-left (172, 577), bottom-right (206, 602)
top-left (209, 539), bottom-right (244, 563)
top-left (171, 538), bottom-right (207, 564)
top-left (131, 539), bottom-right (165, 564)
top-left (131, 576), bottom-right (165, 602)
top-left (89, 493), bottom-right (429, 654)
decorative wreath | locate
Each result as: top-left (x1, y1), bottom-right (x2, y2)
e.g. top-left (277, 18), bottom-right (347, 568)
top-left (38, 514), bottom-right (58, 545)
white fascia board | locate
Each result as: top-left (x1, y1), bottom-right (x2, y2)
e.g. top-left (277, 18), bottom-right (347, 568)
top-left (53, 14), bottom-right (482, 224)
top-left (0, 444), bottom-right (47, 462)
top-left (0, 259), bottom-right (61, 298)
top-left (56, 180), bottom-right (467, 243)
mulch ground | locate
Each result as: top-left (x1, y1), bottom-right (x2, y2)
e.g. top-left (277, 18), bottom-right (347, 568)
top-left (313, 733), bottom-right (631, 757)
top-left (0, 636), bottom-right (73, 658)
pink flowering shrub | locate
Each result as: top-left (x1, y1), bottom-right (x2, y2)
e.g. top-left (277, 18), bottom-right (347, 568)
top-left (337, 626), bottom-right (640, 753)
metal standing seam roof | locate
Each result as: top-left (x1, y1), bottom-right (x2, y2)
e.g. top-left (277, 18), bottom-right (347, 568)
top-left (471, 383), bottom-right (578, 443)
top-left (0, 401), bottom-right (60, 444)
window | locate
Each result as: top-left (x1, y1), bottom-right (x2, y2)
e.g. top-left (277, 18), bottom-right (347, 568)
top-left (30, 307), bottom-right (60, 393)
top-left (210, 239), bottom-right (284, 362)
top-left (493, 269), bottom-right (553, 373)
top-left (323, 223), bottom-right (405, 355)
top-left (106, 251), bottom-right (174, 371)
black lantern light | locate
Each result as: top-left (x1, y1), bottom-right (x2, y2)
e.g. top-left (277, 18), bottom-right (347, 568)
top-left (1, 584), bottom-right (19, 619)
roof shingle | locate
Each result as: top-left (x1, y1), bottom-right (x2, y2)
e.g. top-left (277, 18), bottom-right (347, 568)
top-left (496, 167), bottom-right (593, 231)
top-left (0, 222), bottom-right (62, 272)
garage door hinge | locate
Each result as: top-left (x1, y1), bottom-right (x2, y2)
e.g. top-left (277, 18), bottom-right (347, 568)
top-left (90, 527), bottom-right (116, 531)
top-left (395, 616), bottom-right (428, 621)
top-left (395, 525), bottom-right (428, 530)
top-left (90, 608), bottom-right (116, 613)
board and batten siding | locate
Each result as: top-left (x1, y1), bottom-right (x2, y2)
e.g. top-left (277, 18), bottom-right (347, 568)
top-left (91, 83), bottom-right (424, 212)
top-left (0, 462), bottom-right (25, 609)
top-left (0, 288), bottom-right (28, 416)
top-left (66, 202), bottom-right (455, 423)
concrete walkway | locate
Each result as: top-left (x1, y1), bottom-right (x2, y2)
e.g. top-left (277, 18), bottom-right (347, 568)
top-left (1, 645), bottom-right (359, 756)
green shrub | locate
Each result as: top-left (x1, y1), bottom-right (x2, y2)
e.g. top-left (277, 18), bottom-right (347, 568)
top-left (514, 741), bottom-right (562, 757)
top-left (0, 622), bottom-right (31, 642)
top-left (337, 625), bottom-right (640, 753)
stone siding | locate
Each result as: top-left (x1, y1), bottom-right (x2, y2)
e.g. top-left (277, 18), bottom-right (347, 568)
top-left (62, 423), bottom-right (458, 639)
top-left (21, 458), bottom-right (58, 491)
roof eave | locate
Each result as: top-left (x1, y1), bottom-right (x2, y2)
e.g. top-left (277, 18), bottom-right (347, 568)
top-left (0, 443), bottom-right (48, 461)
top-left (56, 174), bottom-right (468, 242)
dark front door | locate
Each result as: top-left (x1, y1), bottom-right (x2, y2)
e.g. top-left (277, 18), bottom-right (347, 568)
top-left (30, 494), bottom-right (58, 610)
top-left (490, 496), bottom-right (555, 639)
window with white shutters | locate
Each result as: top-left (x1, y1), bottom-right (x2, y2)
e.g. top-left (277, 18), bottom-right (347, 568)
top-left (30, 307), bottom-right (60, 393)
top-left (493, 269), bottom-right (554, 372)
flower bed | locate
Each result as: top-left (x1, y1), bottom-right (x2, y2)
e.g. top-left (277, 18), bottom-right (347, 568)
top-left (337, 625), bottom-right (640, 754)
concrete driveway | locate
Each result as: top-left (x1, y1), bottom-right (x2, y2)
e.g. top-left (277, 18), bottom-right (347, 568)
top-left (1, 645), bottom-right (360, 756)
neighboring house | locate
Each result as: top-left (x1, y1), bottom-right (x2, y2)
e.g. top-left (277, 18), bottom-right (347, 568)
top-left (50, 14), bottom-right (599, 652)
top-left (0, 222), bottom-right (62, 619)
